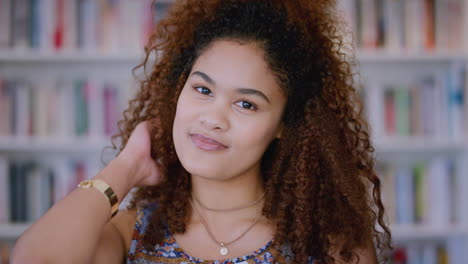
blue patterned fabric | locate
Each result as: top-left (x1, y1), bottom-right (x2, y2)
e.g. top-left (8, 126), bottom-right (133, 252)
top-left (126, 203), bottom-right (317, 264)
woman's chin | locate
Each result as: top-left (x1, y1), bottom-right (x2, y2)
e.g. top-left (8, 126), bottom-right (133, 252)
top-left (183, 166), bottom-right (229, 182)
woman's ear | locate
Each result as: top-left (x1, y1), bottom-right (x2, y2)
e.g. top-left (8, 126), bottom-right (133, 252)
top-left (275, 123), bottom-right (284, 139)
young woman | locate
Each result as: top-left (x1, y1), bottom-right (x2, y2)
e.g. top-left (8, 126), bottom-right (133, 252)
top-left (12, 0), bottom-right (392, 263)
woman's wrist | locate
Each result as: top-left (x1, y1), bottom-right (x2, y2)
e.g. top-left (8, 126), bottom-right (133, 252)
top-left (93, 156), bottom-right (138, 204)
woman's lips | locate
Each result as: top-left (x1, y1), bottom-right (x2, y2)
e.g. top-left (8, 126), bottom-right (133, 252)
top-left (190, 133), bottom-right (228, 151)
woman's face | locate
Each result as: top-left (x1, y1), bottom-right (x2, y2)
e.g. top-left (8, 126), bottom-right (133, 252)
top-left (173, 40), bottom-right (286, 181)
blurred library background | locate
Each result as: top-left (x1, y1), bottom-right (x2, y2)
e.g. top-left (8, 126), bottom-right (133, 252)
top-left (0, 0), bottom-right (467, 263)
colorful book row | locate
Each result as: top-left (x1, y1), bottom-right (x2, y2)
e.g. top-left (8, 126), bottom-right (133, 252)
top-left (0, 0), bottom-right (171, 53)
top-left (390, 241), bottom-right (454, 264)
top-left (0, 77), bottom-right (131, 139)
top-left (364, 62), bottom-right (465, 140)
top-left (339, 0), bottom-right (464, 52)
top-left (377, 157), bottom-right (468, 226)
top-left (0, 157), bottom-right (104, 223)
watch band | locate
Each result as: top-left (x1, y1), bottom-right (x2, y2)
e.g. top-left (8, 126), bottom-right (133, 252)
top-left (77, 179), bottom-right (119, 218)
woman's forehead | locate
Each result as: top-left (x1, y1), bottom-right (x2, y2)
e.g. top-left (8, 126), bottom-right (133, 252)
top-left (189, 40), bottom-right (285, 97)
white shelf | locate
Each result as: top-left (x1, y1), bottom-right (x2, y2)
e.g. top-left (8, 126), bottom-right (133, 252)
top-left (0, 49), bottom-right (463, 64)
top-left (0, 50), bottom-right (145, 63)
top-left (0, 136), bottom-right (115, 154)
top-left (356, 51), bottom-right (465, 63)
top-left (374, 138), bottom-right (466, 155)
top-left (391, 224), bottom-right (468, 240)
top-left (0, 223), bottom-right (29, 239)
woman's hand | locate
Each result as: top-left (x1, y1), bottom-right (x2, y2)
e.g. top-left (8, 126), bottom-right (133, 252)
top-left (116, 119), bottom-right (162, 187)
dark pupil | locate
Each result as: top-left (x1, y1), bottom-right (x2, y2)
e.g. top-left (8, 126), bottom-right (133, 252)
top-left (242, 102), bottom-right (251, 108)
top-left (202, 88), bottom-right (210, 94)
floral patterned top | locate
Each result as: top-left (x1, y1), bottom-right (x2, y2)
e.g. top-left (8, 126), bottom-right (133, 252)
top-left (125, 203), bottom-right (317, 264)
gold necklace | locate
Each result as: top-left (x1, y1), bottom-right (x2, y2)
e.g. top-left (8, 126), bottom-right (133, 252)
top-left (192, 192), bottom-right (266, 212)
top-left (189, 198), bottom-right (264, 256)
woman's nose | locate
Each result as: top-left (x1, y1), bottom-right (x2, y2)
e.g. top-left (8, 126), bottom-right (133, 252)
top-left (200, 104), bottom-right (229, 131)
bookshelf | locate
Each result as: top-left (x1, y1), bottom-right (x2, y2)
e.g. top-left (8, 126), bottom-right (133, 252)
top-left (340, 0), bottom-right (468, 263)
top-left (0, 0), bottom-right (468, 263)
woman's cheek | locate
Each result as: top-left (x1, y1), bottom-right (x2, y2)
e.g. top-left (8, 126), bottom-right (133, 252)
top-left (241, 123), bottom-right (274, 148)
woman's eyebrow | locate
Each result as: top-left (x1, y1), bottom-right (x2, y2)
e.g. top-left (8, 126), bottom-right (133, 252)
top-left (192, 71), bottom-right (217, 86)
top-left (236, 88), bottom-right (270, 104)
top-left (191, 71), bottom-right (271, 104)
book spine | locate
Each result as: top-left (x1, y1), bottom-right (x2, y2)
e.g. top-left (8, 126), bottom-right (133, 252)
top-left (12, 0), bottom-right (30, 49)
top-left (0, 0), bottom-right (12, 48)
top-left (384, 88), bottom-right (395, 137)
top-left (0, 157), bottom-right (9, 223)
top-left (53, 0), bottom-right (64, 50)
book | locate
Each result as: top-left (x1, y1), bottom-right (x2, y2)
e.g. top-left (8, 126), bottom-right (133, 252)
top-left (0, 0), bottom-right (12, 48)
top-left (0, 157), bottom-right (8, 223)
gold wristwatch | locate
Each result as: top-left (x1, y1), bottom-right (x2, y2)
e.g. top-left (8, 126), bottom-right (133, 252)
top-left (77, 179), bottom-right (119, 218)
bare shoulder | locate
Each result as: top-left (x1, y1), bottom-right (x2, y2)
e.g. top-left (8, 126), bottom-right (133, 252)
top-left (92, 209), bottom-right (137, 264)
top-left (111, 209), bottom-right (138, 251)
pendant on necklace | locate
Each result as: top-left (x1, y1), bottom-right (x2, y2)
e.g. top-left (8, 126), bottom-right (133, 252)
top-left (219, 242), bottom-right (229, 256)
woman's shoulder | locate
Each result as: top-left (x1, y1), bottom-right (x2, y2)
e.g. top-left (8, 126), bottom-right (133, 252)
top-left (91, 207), bottom-right (139, 263)
top-left (110, 201), bottom-right (158, 254)
top-left (109, 208), bottom-right (137, 253)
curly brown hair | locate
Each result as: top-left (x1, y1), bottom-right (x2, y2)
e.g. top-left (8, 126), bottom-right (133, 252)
top-left (109, 0), bottom-right (392, 263)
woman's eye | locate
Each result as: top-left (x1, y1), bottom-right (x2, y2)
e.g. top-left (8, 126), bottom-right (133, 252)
top-left (235, 101), bottom-right (257, 111)
top-left (194, 86), bottom-right (212, 95)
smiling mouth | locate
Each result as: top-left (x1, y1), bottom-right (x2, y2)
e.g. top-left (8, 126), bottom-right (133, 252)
top-left (190, 133), bottom-right (228, 151)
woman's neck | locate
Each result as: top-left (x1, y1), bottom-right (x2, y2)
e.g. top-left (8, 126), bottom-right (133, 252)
top-left (191, 169), bottom-right (264, 208)
top-left (189, 165), bottom-right (266, 224)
